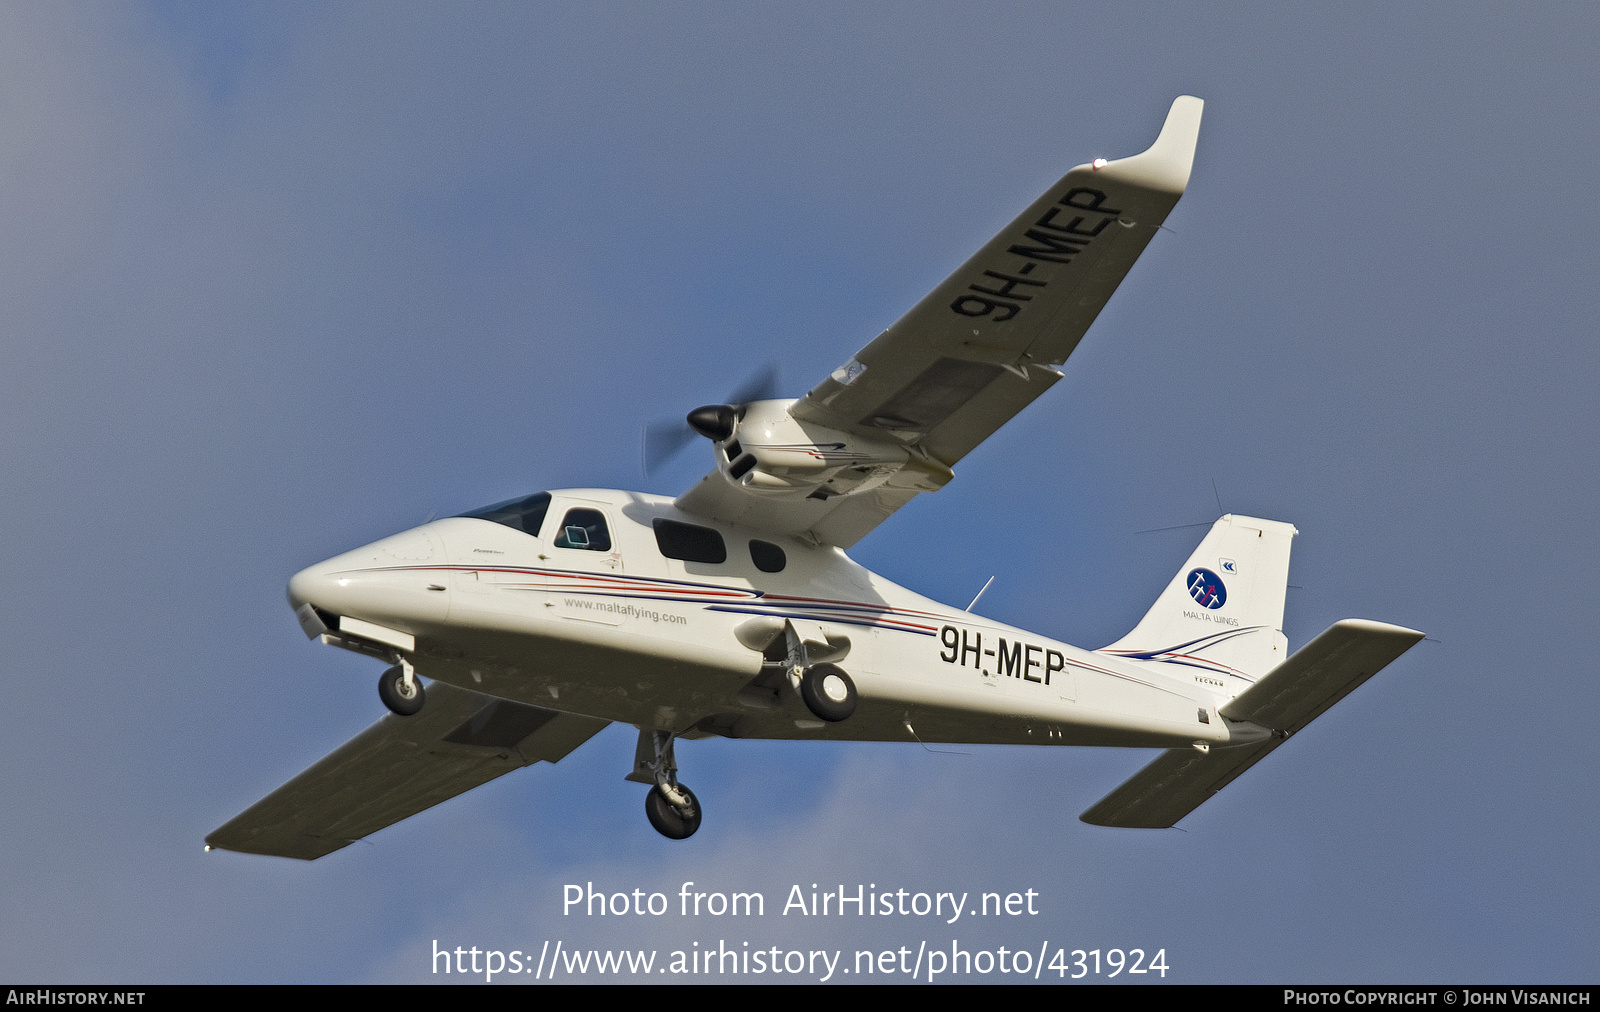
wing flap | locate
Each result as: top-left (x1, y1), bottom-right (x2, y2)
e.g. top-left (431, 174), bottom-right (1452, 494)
top-left (809, 484), bottom-right (922, 549)
top-left (206, 682), bottom-right (609, 860)
top-left (1080, 618), bottom-right (1423, 829)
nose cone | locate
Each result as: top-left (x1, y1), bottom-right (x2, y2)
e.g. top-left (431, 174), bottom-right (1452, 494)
top-left (286, 557), bottom-right (343, 615)
top-left (285, 526), bottom-right (449, 633)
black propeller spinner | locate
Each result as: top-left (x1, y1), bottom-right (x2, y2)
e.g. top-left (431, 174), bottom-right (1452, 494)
top-left (641, 364), bottom-right (779, 477)
top-left (685, 404), bottom-right (738, 442)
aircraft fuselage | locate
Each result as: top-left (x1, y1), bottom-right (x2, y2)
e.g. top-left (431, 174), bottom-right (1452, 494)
top-left (288, 489), bottom-right (1265, 751)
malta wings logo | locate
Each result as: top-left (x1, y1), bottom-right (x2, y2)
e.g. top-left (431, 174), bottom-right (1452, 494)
top-left (1186, 568), bottom-right (1227, 609)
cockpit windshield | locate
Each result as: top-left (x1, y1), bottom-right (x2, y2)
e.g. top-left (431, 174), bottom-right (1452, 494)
top-left (454, 491), bottom-right (551, 537)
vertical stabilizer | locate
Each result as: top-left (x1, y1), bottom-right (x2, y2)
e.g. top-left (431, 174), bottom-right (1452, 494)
top-left (1101, 515), bottom-right (1297, 683)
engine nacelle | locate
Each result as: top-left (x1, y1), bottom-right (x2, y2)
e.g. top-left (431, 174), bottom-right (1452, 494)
top-left (715, 399), bottom-right (952, 500)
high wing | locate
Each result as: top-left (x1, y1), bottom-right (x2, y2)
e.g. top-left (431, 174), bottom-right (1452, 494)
top-left (206, 681), bottom-right (608, 859)
top-left (677, 96), bottom-right (1202, 547)
top-left (797, 95), bottom-right (1203, 465)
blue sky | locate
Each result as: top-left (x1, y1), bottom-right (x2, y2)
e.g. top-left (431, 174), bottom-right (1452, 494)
top-left (1, 2), bottom-right (1597, 983)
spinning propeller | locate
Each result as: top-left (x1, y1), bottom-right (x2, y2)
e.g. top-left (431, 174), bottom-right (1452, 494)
top-left (641, 364), bottom-right (779, 476)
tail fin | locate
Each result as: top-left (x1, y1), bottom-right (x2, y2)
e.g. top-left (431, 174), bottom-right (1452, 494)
top-left (1101, 515), bottom-right (1297, 683)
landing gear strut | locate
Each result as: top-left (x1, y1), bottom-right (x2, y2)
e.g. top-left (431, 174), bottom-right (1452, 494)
top-left (784, 624), bottom-right (857, 723)
top-left (639, 730), bottom-right (700, 840)
top-left (378, 658), bottom-right (425, 716)
top-left (735, 620), bottom-right (862, 723)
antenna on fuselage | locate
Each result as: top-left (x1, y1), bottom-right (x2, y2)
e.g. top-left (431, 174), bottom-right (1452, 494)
top-left (965, 576), bottom-right (995, 613)
top-left (902, 720), bottom-right (970, 756)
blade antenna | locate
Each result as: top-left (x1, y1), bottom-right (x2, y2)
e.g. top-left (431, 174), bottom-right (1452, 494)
top-left (965, 576), bottom-right (995, 613)
top-left (902, 720), bottom-right (970, 756)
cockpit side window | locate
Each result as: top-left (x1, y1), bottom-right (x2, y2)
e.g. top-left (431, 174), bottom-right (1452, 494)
top-left (553, 508), bottom-right (612, 551)
top-left (455, 492), bottom-right (551, 537)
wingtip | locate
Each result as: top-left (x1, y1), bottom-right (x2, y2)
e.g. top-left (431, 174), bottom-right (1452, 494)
top-left (1331, 618), bottom-right (1426, 643)
top-left (1144, 94), bottom-right (1204, 184)
top-left (1093, 94), bottom-right (1204, 195)
top-left (1170, 94), bottom-right (1205, 117)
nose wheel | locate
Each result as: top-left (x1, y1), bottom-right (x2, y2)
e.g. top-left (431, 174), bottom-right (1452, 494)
top-left (636, 730), bottom-right (701, 839)
top-left (378, 661), bottom-right (425, 716)
top-left (645, 782), bottom-right (701, 840)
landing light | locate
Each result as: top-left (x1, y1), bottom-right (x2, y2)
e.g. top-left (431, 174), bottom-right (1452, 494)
top-left (1092, 158), bottom-right (1108, 169)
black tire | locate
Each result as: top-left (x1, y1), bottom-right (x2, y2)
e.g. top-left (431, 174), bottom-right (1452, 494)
top-left (800, 663), bottom-right (857, 722)
top-left (378, 665), bottom-right (425, 716)
top-left (645, 783), bottom-right (701, 840)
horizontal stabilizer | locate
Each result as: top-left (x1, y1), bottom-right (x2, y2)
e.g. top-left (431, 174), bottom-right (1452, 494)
top-left (1080, 619), bottom-right (1423, 829)
top-left (1078, 739), bottom-right (1278, 829)
top-left (207, 683), bottom-right (609, 860)
top-left (1220, 619), bottom-right (1424, 733)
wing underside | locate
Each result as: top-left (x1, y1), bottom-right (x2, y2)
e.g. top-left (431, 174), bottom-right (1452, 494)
top-left (678, 96), bottom-right (1203, 547)
top-left (206, 682), bottom-right (609, 860)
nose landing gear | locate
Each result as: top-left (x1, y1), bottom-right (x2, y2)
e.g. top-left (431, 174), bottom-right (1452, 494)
top-left (645, 781), bottom-right (702, 840)
top-left (378, 658), bottom-right (425, 716)
top-left (637, 730), bottom-right (700, 840)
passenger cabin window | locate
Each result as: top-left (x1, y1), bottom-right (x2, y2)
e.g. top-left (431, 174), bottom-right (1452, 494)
top-left (653, 519), bottom-right (726, 564)
top-left (455, 491), bottom-right (551, 537)
top-left (749, 539), bottom-right (786, 573)
top-left (553, 508), bottom-right (612, 551)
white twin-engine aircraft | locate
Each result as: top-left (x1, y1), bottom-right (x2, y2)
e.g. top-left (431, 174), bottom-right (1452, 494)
top-left (209, 97), bottom-right (1422, 857)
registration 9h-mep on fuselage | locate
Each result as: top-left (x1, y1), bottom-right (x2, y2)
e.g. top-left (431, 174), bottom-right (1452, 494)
top-left (206, 97), bottom-right (1423, 857)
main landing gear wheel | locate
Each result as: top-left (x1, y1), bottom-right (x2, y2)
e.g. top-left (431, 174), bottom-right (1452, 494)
top-left (645, 783), bottom-right (701, 840)
top-left (378, 664), bottom-right (425, 716)
top-left (800, 663), bottom-right (857, 722)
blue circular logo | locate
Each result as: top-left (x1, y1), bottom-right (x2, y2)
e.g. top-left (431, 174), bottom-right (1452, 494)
top-left (1187, 568), bottom-right (1227, 609)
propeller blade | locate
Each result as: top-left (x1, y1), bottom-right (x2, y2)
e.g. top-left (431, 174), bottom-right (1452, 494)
top-left (640, 364), bottom-right (782, 478)
top-left (642, 420), bottom-right (698, 477)
top-left (726, 363), bottom-right (779, 407)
